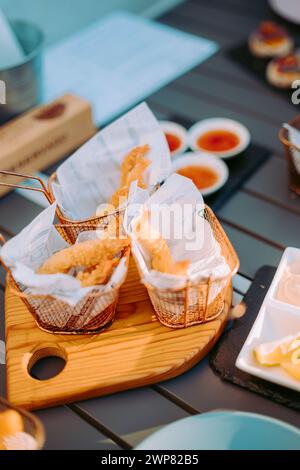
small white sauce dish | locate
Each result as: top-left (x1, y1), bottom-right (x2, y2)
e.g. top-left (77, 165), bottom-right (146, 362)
top-left (171, 151), bottom-right (229, 196)
top-left (159, 120), bottom-right (188, 157)
top-left (188, 118), bottom-right (251, 159)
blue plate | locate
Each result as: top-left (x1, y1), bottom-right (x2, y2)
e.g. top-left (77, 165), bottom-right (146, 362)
top-left (135, 411), bottom-right (300, 450)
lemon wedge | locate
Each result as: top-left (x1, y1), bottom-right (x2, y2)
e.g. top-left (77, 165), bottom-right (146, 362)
top-left (281, 363), bottom-right (300, 381)
top-left (291, 347), bottom-right (300, 365)
top-left (254, 332), bottom-right (300, 382)
top-left (254, 333), bottom-right (300, 366)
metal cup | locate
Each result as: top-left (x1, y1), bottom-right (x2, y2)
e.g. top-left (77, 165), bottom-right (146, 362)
top-left (0, 19), bottom-right (44, 124)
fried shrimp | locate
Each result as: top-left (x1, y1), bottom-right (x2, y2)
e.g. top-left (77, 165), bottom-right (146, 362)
top-left (76, 258), bottom-right (120, 287)
top-left (96, 145), bottom-right (150, 221)
top-left (104, 144), bottom-right (150, 212)
top-left (38, 238), bottom-right (129, 287)
top-left (120, 144), bottom-right (150, 188)
top-left (135, 211), bottom-right (189, 276)
top-left (109, 186), bottom-right (129, 209)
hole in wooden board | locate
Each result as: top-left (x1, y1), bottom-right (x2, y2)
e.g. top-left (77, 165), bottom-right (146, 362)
top-left (27, 345), bottom-right (66, 381)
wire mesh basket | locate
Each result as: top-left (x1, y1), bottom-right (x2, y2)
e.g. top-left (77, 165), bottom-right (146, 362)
top-left (48, 172), bottom-right (124, 244)
top-left (0, 233), bottom-right (130, 335)
top-left (0, 170), bottom-right (123, 245)
top-left (279, 115), bottom-right (300, 196)
top-left (133, 205), bottom-right (239, 329)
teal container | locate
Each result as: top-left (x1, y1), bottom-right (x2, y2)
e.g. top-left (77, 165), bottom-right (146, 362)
top-left (0, 19), bottom-right (44, 123)
top-left (136, 411), bottom-right (300, 450)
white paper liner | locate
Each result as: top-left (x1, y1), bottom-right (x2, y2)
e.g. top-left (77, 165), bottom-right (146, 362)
top-left (125, 174), bottom-right (230, 309)
top-left (0, 204), bottom-right (128, 328)
top-left (52, 102), bottom-right (171, 220)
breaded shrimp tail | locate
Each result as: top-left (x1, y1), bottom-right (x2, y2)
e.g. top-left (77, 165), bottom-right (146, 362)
top-left (135, 211), bottom-right (189, 276)
top-left (97, 145), bottom-right (150, 218)
top-left (38, 238), bottom-right (129, 275)
top-left (120, 144), bottom-right (150, 188)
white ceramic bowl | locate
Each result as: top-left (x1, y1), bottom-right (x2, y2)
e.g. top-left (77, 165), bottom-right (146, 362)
top-left (172, 151), bottom-right (229, 196)
top-left (159, 120), bottom-right (188, 157)
top-left (188, 118), bottom-right (250, 159)
top-left (269, 0), bottom-right (300, 25)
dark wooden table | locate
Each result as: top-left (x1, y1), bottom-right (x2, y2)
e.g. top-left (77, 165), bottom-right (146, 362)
top-left (0, 0), bottom-right (299, 449)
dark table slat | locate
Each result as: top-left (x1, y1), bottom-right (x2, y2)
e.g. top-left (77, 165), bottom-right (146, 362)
top-left (200, 0), bottom-right (271, 17)
top-left (0, 365), bottom-right (6, 396)
top-left (197, 53), bottom-right (294, 101)
top-left (173, 1), bottom-right (263, 37)
top-left (174, 71), bottom-right (296, 128)
top-left (158, 357), bottom-right (300, 428)
top-left (219, 191), bottom-right (300, 249)
top-left (0, 271), bottom-right (5, 290)
top-left (0, 226), bottom-right (11, 286)
top-left (76, 388), bottom-right (189, 448)
top-left (35, 406), bottom-right (121, 450)
top-left (215, 0), bottom-right (300, 40)
top-left (244, 157), bottom-right (300, 216)
top-left (222, 222), bottom-right (283, 279)
top-left (0, 193), bottom-right (43, 235)
top-left (160, 13), bottom-right (235, 48)
top-left (148, 88), bottom-right (283, 154)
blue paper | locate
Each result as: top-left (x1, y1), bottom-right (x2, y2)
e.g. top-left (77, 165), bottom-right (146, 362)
top-left (44, 11), bottom-right (218, 126)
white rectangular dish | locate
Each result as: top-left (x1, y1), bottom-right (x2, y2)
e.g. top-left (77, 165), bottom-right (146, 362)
top-left (236, 247), bottom-right (300, 392)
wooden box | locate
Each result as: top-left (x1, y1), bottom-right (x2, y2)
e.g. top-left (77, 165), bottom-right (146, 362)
top-left (0, 93), bottom-right (96, 197)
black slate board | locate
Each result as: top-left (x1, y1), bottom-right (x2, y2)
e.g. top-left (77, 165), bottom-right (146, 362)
top-left (168, 115), bottom-right (271, 211)
top-left (205, 141), bottom-right (270, 211)
top-left (228, 42), bottom-right (299, 105)
top-left (210, 265), bottom-right (300, 412)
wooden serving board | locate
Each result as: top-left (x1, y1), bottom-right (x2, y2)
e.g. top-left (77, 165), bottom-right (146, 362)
top-left (4, 257), bottom-right (232, 411)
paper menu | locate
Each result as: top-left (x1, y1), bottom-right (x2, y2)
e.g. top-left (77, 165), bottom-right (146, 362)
top-left (44, 11), bottom-right (218, 126)
top-left (53, 102), bottom-right (171, 220)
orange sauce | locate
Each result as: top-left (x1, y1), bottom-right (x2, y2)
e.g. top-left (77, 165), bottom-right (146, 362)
top-left (165, 132), bottom-right (182, 153)
top-left (197, 129), bottom-right (240, 152)
top-left (176, 165), bottom-right (219, 190)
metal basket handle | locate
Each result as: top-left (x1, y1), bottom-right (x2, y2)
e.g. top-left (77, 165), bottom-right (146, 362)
top-left (0, 171), bottom-right (53, 204)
